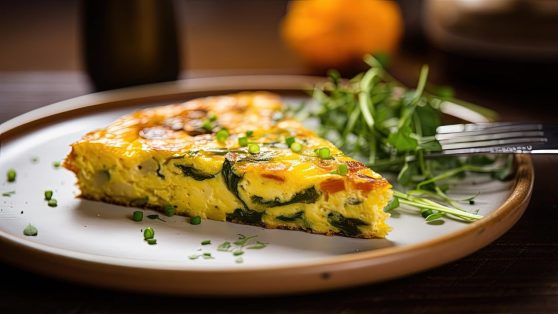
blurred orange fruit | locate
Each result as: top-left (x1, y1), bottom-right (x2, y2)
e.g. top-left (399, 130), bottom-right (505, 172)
top-left (281, 0), bottom-right (403, 69)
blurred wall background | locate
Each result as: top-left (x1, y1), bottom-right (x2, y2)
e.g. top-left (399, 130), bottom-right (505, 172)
top-left (0, 0), bottom-right (556, 95)
top-left (0, 0), bottom-right (302, 72)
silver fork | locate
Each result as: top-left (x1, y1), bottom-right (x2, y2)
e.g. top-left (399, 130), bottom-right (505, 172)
top-left (433, 122), bottom-right (558, 155)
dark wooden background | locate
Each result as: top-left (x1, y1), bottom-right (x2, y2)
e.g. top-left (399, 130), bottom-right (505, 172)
top-left (1, 1), bottom-right (557, 313)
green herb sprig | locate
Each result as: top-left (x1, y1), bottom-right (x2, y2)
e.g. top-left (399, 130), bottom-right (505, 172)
top-left (188, 235), bottom-right (267, 263)
top-left (301, 55), bottom-right (513, 223)
top-left (215, 234), bottom-right (267, 264)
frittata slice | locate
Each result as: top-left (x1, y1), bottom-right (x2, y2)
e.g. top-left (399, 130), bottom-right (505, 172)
top-left (64, 92), bottom-right (392, 238)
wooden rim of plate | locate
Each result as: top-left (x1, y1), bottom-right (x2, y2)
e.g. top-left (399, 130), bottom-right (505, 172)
top-left (0, 75), bottom-right (534, 296)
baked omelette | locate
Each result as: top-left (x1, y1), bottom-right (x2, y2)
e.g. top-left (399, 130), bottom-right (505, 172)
top-left (64, 92), bottom-right (392, 238)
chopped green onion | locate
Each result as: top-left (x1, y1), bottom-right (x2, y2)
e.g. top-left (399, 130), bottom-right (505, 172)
top-left (53, 161), bottom-right (61, 168)
top-left (218, 241), bottom-right (232, 251)
top-left (23, 224), bottom-right (38, 236)
top-left (235, 257), bottom-right (244, 264)
top-left (6, 169), bottom-right (16, 182)
top-left (317, 147), bottom-right (331, 159)
top-left (216, 129), bottom-right (229, 143)
top-left (146, 238), bottom-right (157, 245)
top-left (234, 234), bottom-right (256, 246)
top-left (285, 136), bottom-right (296, 147)
top-left (247, 241), bottom-right (267, 249)
top-left (190, 216), bottom-right (202, 225)
top-left (47, 199), bottom-right (58, 207)
top-left (248, 143), bottom-right (260, 154)
top-left (202, 120), bottom-right (213, 131)
top-left (201, 240), bottom-right (211, 245)
top-left (337, 163), bottom-right (348, 176)
top-left (238, 136), bottom-right (248, 147)
top-left (207, 112), bottom-right (217, 122)
top-left (164, 205), bottom-right (176, 217)
top-left (290, 142), bottom-right (302, 153)
top-left (233, 250), bottom-right (244, 256)
top-left (246, 130), bottom-right (254, 137)
top-left (189, 254), bottom-right (200, 260)
top-left (143, 227), bottom-right (155, 240)
top-left (132, 210), bottom-right (143, 222)
top-left (44, 190), bottom-right (53, 201)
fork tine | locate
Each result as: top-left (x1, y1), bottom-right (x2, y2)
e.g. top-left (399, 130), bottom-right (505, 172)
top-left (436, 122), bottom-right (543, 134)
top-left (437, 130), bottom-right (545, 143)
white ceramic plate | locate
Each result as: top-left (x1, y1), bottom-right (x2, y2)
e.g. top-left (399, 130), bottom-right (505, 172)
top-left (0, 76), bottom-right (533, 296)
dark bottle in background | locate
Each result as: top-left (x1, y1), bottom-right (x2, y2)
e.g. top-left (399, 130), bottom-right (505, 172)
top-left (82, 0), bottom-right (181, 91)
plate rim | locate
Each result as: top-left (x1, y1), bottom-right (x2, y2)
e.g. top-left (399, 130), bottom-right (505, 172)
top-left (0, 75), bottom-right (534, 295)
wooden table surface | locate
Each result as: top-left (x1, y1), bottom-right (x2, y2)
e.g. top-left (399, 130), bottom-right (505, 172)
top-left (0, 67), bottom-right (557, 313)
